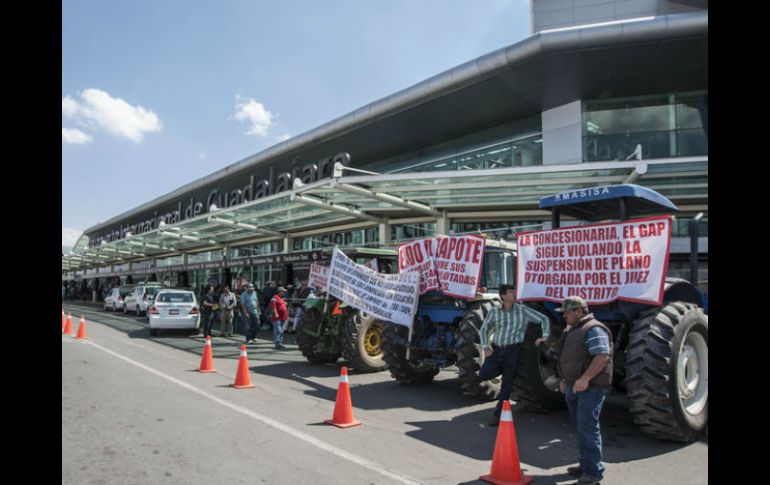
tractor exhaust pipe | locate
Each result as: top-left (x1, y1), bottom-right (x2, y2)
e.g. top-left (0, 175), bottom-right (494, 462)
top-left (689, 212), bottom-right (704, 286)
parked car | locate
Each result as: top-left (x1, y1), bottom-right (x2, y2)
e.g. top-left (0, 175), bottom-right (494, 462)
top-left (148, 289), bottom-right (200, 336)
top-left (123, 283), bottom-right (163, 316)
top-left (104, 285), bottom-right (134, 312)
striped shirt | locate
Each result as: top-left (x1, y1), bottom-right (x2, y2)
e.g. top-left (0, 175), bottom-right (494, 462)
top-left (585, 326), bottom-right (611, 355)
top-left (480, 303), bottom-right (550, 349)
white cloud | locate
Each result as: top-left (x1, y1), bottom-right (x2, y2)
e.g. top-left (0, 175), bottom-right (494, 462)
top-left (276, 134), bottom-right (291, 142)
top-left (62, 127), bottom-right (93, 145)
top-left (62, 227), bottom-right (83, 249)
top-left (198, 152), bottom-right (207, 160)
top-left (232, 96), bottom-right (273, 137)
top-left (61, 88), bottom-right (162, 143)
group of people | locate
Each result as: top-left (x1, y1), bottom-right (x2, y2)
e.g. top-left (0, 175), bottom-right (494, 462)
top-left (197, 280), bottom-right (315, 351)
top-left (478, 286), bottom-right (612, 485)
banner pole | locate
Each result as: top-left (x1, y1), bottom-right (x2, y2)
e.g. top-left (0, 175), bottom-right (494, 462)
top-left (405, 323), bottom-right (413, 361)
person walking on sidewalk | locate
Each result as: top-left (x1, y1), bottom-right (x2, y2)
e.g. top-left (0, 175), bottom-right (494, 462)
top-left (555, 295), bottom-right (612, 485)
top-left (240, 283), bottom-right (261, 344)
top-left (478, 283), bottom-right (550, 426)
top-left (269, 286), bottom-right (289, 350)
top-left (218, 286), bottom-right (236, 337)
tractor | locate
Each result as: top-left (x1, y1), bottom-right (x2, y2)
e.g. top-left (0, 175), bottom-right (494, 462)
top-left (516, 184), bottom-right (708, 442)
top-left (295, 247), bottom-right (398, 372)
top-left (381, 238), bottom-right (519, 400)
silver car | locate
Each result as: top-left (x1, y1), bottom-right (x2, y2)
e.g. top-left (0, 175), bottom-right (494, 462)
top-left (148, 290), bottom-right (200, 336)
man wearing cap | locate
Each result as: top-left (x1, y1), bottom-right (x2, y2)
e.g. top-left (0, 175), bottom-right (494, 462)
top-left (479, 284), bottom-right (550, 426)
top-left (269, 286), bottom-right (289, 350)
top-left (555, 295), bottom-right (613, 485)
top-left (240, 283), bottom-right (261, 344)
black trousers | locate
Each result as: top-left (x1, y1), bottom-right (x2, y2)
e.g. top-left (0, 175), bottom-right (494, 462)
top-left (202, 312), bottom-right (215, 337)
top-left (479, 344), bottom-right (523, 416)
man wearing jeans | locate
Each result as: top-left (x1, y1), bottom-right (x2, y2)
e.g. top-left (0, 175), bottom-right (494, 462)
top-left (240, 283), bottom-right (261, 344)
top-left (269, 287), bottom-right (289, 350)
top-left (478, 284), bottom-right (550, 426)
top-left (555, 295), bottom-right (613, 485)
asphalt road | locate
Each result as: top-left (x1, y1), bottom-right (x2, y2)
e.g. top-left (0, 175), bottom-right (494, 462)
top-left (62, 303), bottom-right (707, 485)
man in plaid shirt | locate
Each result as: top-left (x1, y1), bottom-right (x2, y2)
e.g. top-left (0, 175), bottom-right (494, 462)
top-left (479, 283), bottom-right (550, 426)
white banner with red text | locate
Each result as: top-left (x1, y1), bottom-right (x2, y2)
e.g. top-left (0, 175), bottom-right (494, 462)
top-left (307, 263), bottom-right (329, 291)
top-left (516, 216), bottom-right (672, 305)
top-left (398, 235), bottom-right (486, 300)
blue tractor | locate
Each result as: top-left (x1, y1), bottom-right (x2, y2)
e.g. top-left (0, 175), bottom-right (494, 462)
top-left (518, 184), bottom-right (708, 442)
top-left (382, 239), bottom-right (519, 400)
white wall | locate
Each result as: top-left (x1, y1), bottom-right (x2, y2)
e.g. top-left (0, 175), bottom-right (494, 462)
top-left (542, 100), bottom-right (583, 165)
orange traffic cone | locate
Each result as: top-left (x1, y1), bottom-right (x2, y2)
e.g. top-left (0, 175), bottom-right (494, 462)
top-left (75, 316), bottom-right (88, 340)
top-left (479, 400), bottom-right (533, 485)
top-left (196, 336), bottom-right (216, 373)
top-left (324, 367), bottom-right (362, 428)
top-left (231, 345), bottom-right (255, 389)
top-left (63, 314), bottom-right (73, 336)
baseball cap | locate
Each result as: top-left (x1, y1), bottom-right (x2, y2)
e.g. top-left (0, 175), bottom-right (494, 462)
top-left (247, 283), bottom-right (255, 289)
top-left (277, 286), bottom-right (287, 293)
top-left (555, 295), bottom-right (588, 313)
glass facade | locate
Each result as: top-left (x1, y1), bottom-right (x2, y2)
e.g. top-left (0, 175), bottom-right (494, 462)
top-left (389, 135), bottom-right (543, 173)
top-left (391, 223), bottom-right (435, 241)
top-left (672, 216), bottom-right (708, 238)
top-left (451, 221), bottom-right (544, 241)
top-left (583, 91), bottom-right (708, 161)
top-left (230, 241), bottom-right (283, 258)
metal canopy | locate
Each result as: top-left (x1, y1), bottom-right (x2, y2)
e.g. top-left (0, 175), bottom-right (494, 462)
top-left (62, 157), bottom-right (707, 272)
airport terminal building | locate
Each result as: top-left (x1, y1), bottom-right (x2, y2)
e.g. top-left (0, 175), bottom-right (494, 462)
top-left (61, 1), bottom-right (708, 299)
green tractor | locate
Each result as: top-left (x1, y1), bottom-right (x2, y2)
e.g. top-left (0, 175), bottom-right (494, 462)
top-left (295, 247), bottom-right (398, 372)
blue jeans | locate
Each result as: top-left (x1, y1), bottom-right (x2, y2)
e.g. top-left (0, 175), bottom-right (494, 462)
top-left (565, 385), bottom-right (607, 481)
top-left (272, 320), bottom-right (286, 348)
top-left (245, 313), bottom-right (260, 342)
top-left (479, 344), bottom-right (522, 417)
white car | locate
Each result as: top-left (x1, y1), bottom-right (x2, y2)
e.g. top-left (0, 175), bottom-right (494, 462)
top-left (104, 285), bottom-right (133, 312)
top-left (148, 290), bottom-right (200, 336)
top-left (123, 284), bottom-right (163, 316)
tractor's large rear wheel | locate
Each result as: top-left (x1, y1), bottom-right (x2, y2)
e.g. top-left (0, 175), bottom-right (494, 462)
top-left (626, 302), bottom-right (708, 442)
top-left (511, 322), bottom-right (566, 412)
top-left (382, 323), bottom-right (438, 385)
top-left (341, 312), bottom-right (388, 373)
top-left (456, 301), bottom-right (500, 400)
top-left (296, 307), bottom-right (341, 364)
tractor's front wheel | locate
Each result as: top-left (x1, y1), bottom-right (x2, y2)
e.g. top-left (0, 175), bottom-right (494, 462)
top-left (341, 312), bottom-right (388, 373)
top-left (382, 323), bottom-right (438, 385)
top-left (296, 307), bottom-right (341, 364)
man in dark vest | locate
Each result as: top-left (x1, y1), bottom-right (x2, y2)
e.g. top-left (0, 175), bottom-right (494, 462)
top-left (555, 296), bottom-right (613, 485)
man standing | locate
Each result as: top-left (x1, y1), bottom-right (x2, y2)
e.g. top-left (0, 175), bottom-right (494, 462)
top-left (555, 296), bottom-right (613, 485)
top-left (218, 286), bottom-right (236, 337)
top-left (479, 284), bottom-right (550, 426)
top-left (289, 279), bottom-right (310, 333)
top-left (269, 286), bottom-right (289, 350)
top-left (200, 286), bottom-right (216, 338)
top-left (240, 283), bottom-right (261, 344)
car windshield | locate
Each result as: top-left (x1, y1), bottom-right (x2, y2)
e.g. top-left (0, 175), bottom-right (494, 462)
top-left (146, 287), bottom-right (162, 296)
top-left (157, 292), bottom-right (194, 303)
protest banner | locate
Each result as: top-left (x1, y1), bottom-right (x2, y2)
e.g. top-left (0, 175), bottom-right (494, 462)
top-left (328, 248), bottom-right (420, 328)
top-left (398, 234), bottom-right (486, 300)
top-left (308, 262), bottom-right (329, 290)
top-left (516, 216), bottom-right (672, 305)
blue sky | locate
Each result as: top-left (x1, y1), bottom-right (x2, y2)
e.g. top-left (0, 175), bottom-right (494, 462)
top-left (62, 0), bottom-right (532, 250)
